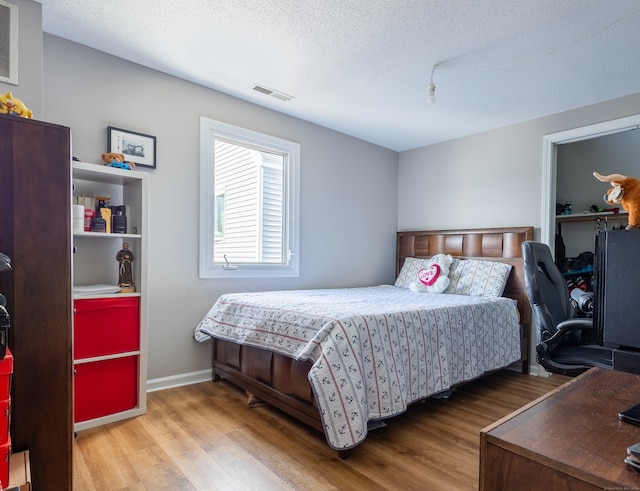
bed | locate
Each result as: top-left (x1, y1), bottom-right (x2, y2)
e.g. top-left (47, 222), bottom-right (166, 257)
top-left (194, 226), bottom-right (534, 458)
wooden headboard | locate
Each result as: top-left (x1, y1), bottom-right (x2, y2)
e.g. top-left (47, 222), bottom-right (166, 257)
top-left (396, 226), bottom-right (535, 373)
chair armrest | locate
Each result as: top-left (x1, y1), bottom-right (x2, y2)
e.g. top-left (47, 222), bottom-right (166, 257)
top-left (537, 318), bottom-right (593, 356)
top-left (555, 318), bottom-right (593, 332)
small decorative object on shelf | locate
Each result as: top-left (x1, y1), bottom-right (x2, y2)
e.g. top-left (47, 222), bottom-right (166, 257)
top-left (83, 208), bottom-right (95, 231)
top-left (100, 208), bottom-right (112, 233)
top-left (101, 152), bottom-right (135, 170)
top-left (90, 214), bottom-right (106, 233)
top-left (112, 206), bottom-right (127, 234)
top-left (116, 242), bottom-right (135, 293)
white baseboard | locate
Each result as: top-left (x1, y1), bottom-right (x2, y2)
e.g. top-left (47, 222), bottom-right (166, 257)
top-left (528, 364), bottom-right (551, 377)
top-left (146, 368), bottom-right (213, 393)
top-left (505, 360), bottom-right (550, 377)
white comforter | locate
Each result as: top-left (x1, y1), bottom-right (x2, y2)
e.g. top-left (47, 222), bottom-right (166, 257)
top-left (195, 285), bottom-right (521, 450)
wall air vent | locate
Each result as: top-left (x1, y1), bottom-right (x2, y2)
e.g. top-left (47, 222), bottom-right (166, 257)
top-left (0, 0), bottom-right (18, 85)
top-left (252, 85), bottom-right (293, 102)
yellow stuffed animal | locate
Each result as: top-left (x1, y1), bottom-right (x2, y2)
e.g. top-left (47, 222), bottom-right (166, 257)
top-left (0, 92), bottom-right (32, 118)
top-left (593, 171), bottom-right (640, 229)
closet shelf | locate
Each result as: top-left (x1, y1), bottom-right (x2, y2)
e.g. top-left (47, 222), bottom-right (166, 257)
top-left (555, 211), bottom-right (628, 223)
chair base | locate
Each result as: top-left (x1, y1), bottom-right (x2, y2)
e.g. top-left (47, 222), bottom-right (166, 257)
top-left (538, 344), bottom-right (613, 376)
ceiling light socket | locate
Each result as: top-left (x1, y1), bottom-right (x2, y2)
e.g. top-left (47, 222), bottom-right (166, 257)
top-left (427, 81), bottom-right (436, 104)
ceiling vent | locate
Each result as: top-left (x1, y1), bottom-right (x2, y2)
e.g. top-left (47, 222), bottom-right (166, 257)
top-left (0, 0), bottom-right (18, 85)
top-left (252, 85), bottom-right (293, 102)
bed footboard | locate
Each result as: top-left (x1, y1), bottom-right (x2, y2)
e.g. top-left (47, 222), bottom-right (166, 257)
top-left (212, 339), bottom-right (323, 432)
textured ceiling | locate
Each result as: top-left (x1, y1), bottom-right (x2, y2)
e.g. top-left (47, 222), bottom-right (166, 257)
top-left (38, 0), bottom-right (640, 151)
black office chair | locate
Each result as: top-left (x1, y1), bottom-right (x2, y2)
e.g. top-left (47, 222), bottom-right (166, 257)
top-left (521, 241), bottom-right (613, 376)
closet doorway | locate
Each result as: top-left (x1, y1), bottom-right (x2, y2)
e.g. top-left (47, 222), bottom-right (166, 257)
top-left (541, 114), bottom-right (640, 251)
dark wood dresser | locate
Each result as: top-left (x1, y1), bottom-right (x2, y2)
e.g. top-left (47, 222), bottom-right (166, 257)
top-left (0, 114), bottom-right (73, 490)
top-left (480, 368), bottom-right (640, 490)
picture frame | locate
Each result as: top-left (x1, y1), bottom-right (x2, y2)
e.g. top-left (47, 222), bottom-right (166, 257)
top-left (107, 126), bottom-right (156, 169)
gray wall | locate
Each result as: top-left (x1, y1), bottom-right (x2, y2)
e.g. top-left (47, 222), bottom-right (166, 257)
top-left (42, 35), bottom-right (398, 381)
top-left (398, 94), bottom-right (640, 238)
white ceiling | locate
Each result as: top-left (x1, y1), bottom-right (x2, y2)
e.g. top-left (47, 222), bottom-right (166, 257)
top-left (37, 0), bottom-right (640, 152)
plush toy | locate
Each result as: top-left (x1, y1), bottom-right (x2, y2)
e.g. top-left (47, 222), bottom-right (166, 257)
top-left (593, 172), bottom-right (640, 229)
top-left (101, 152), bottom-right (135, 170)
top-left (409, 253), bottom-right (453, 293)
top-left (0, 92), bottom-right (32, 118)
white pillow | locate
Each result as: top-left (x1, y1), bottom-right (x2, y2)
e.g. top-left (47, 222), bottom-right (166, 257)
top-left (395, 257), bottom-right (432, 288)
top-left (444, 259), bottom-right (512, 297)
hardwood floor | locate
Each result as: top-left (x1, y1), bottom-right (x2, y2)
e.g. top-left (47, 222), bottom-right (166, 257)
top-left (73, 370), bottom-right (570, 490)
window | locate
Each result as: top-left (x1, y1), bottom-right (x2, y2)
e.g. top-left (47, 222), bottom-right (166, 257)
top-left (199, 117), bottom-right (300, 278)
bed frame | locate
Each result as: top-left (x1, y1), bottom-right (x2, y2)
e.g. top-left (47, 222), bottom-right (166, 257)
top-left (211, 226), bottom-right (534, 457)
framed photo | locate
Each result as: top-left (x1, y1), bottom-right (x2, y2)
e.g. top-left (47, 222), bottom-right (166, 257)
top-left (107, 126), bottom-right (156, 169)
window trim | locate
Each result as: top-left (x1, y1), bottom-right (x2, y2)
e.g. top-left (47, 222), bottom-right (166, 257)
top-left (199, 117), bottom-right (300, 278)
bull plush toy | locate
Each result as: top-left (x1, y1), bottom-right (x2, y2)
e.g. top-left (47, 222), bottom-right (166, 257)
top-left (593, 171), bottom-right (640, 229)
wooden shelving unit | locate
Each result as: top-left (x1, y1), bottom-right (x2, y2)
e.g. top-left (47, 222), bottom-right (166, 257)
top-left (72, 161), bottom-right (149, 431)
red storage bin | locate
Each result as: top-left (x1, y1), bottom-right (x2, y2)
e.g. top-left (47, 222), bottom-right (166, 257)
top-left (0, 399), bottom-right (10, 444)
top-left (0, 436), bottom-right (10, 489)
top-left (0, 348), bottom-right (13, 401)
top-left (74, 355), bottom-right (138, 422)
top-left (74, 297), bottom-right (139, 359)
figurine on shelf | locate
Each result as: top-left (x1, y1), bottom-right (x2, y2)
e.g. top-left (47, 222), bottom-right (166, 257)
top-left (116, 242), bottom-right (135, 293)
